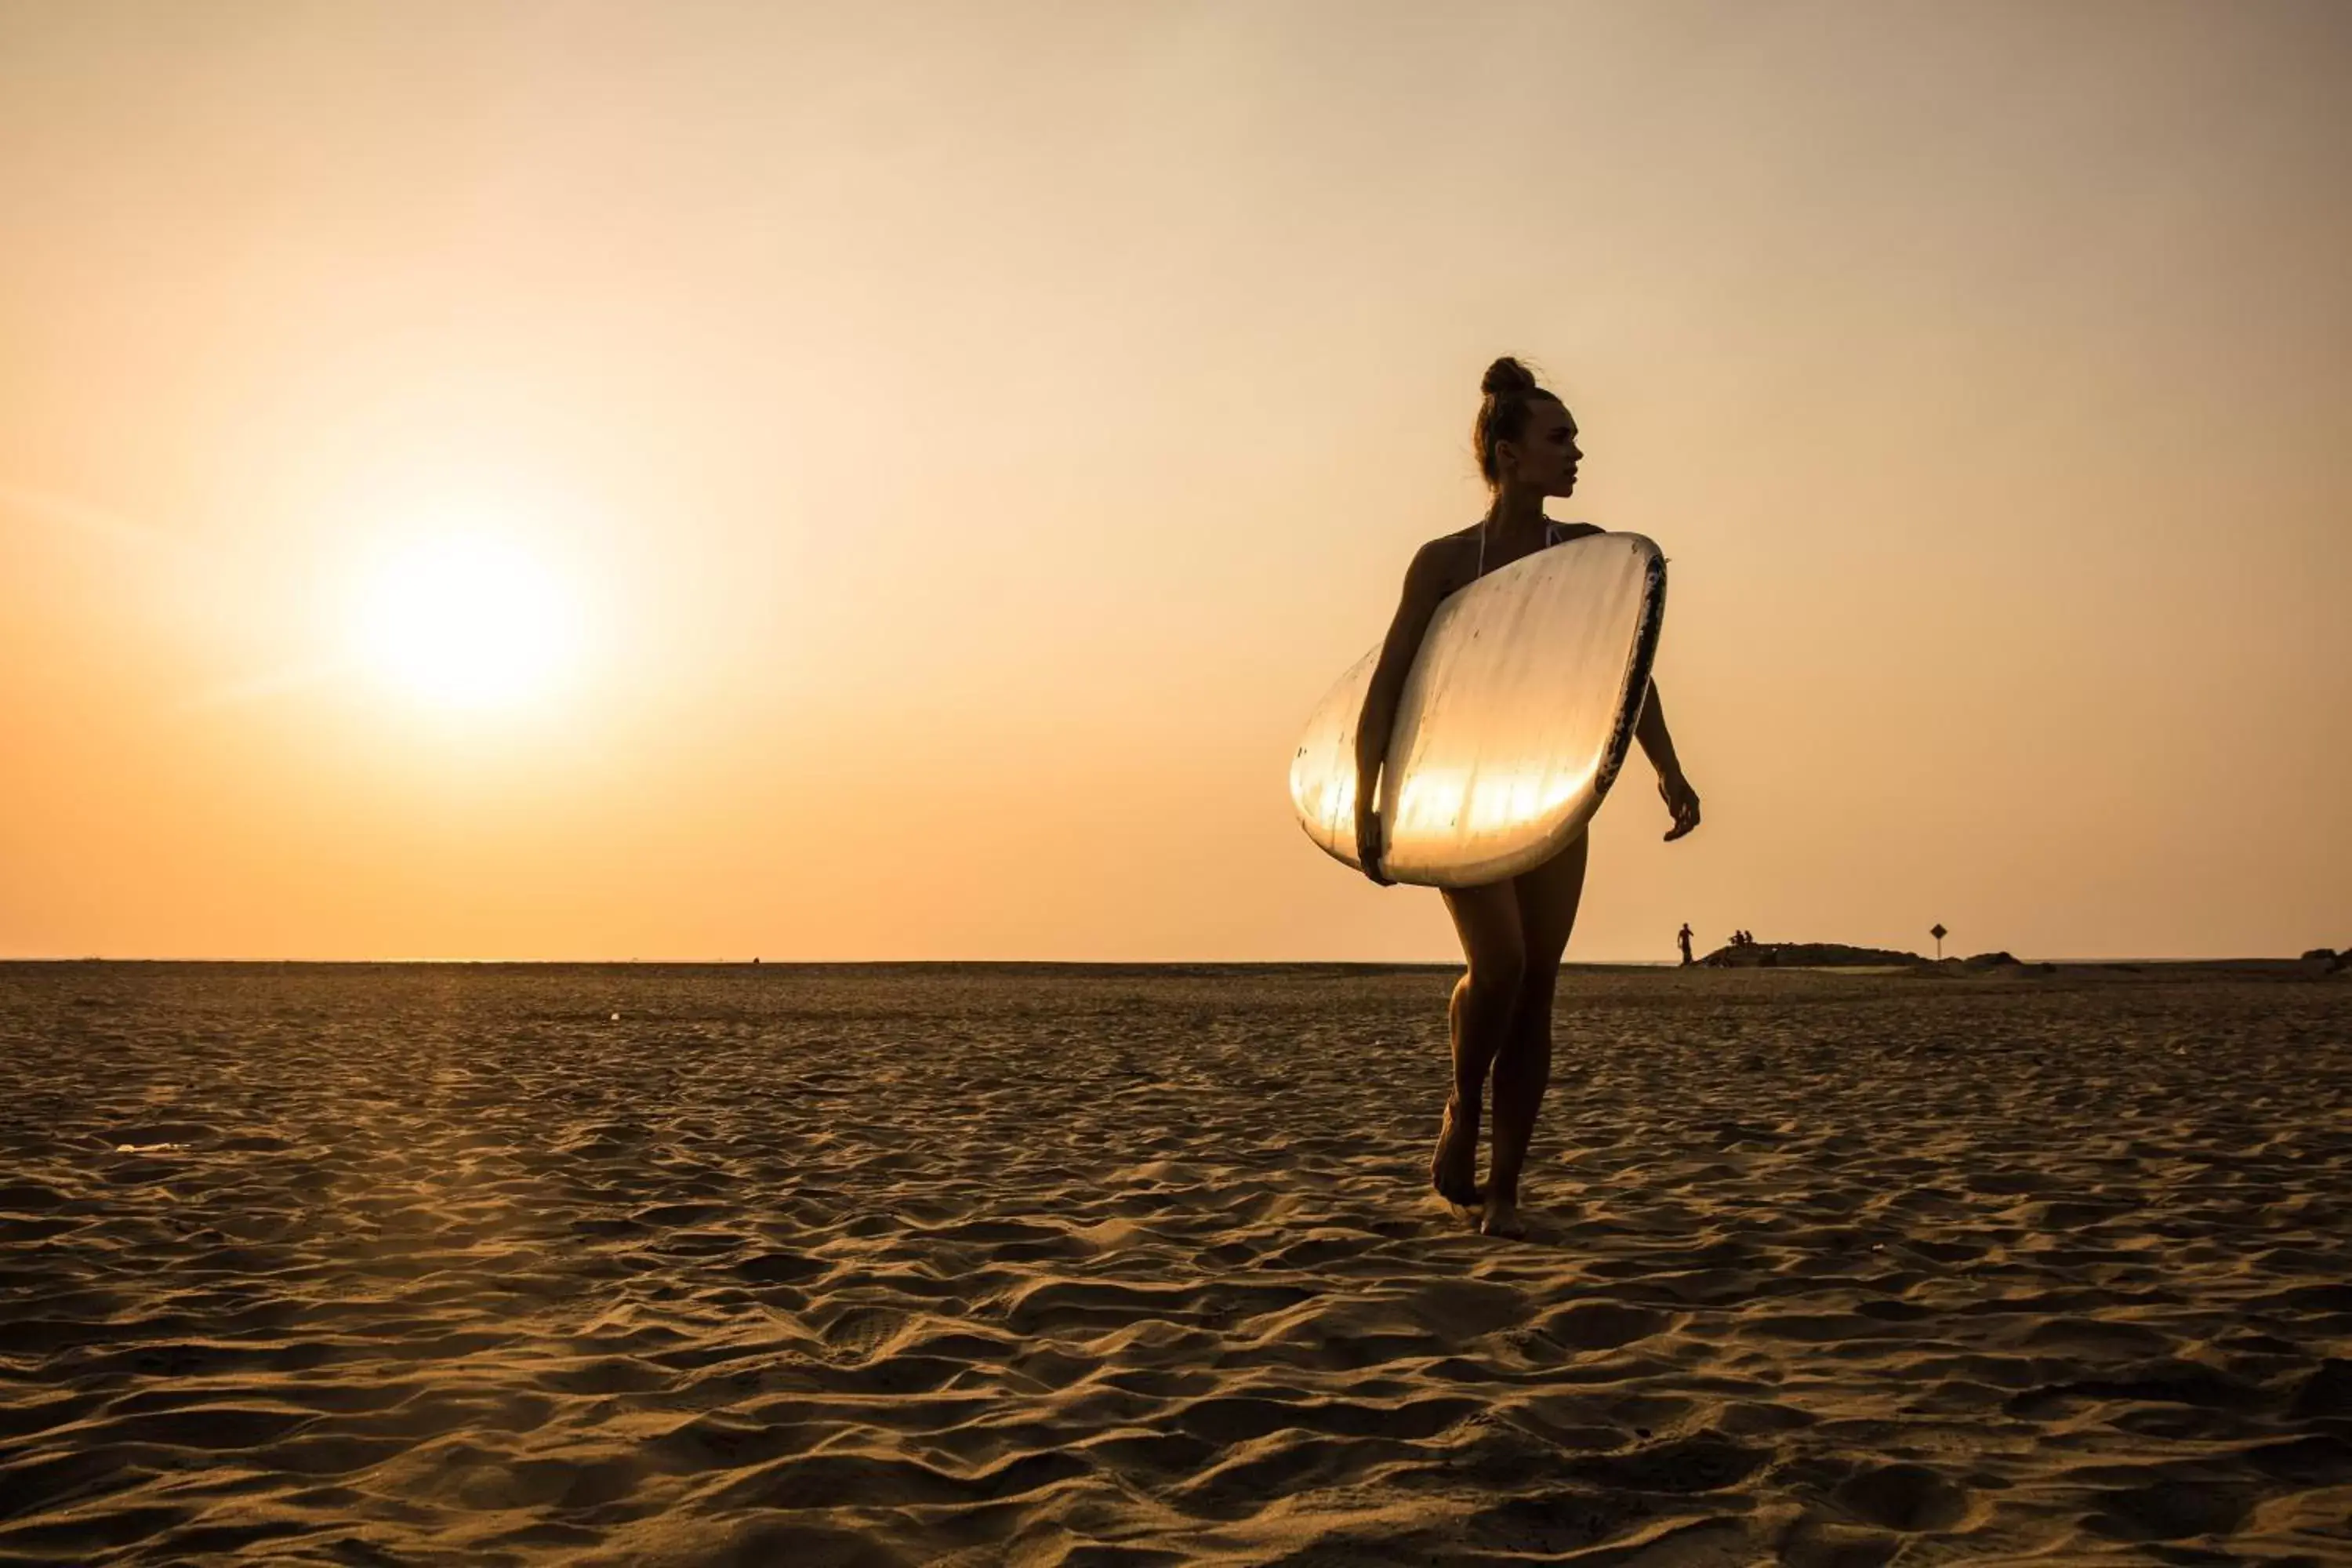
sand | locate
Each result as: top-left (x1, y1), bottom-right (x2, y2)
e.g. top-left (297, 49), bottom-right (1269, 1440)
top-left (2, 960), bottom-right (2347, 1566)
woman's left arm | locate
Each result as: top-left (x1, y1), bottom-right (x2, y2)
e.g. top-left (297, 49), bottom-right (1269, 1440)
top-left (1636, 682), bottom-right (1701, 841)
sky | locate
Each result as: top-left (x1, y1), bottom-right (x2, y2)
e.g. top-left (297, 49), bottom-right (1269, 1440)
top-left (2, 0), bottom-right (2346, 963)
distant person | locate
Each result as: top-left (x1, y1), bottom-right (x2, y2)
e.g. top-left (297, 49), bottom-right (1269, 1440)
top-left (1677, 923), bottom-right (1693, 966)
top-left (1354, 357), bottom-right (1702, 1238)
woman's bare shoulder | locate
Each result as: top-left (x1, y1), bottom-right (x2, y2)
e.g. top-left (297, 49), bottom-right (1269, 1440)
top-left (1412, 528), bottom-right (1482, 577)
top-left (1387, 530), bottom-right (1479, 609)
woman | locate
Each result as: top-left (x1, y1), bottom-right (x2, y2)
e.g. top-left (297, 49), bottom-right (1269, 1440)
top-left (1353, 358), bottom-right (1702, 1239)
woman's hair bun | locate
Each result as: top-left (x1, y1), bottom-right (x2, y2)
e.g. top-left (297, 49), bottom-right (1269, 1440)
top-left (1470, 355), bottom-right (1557, 487)
top-left (1480, 357), bottom-right (1539, 398)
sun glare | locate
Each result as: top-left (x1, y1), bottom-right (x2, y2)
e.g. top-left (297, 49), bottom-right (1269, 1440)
top-left (349, 532), bottom-right (582, 710)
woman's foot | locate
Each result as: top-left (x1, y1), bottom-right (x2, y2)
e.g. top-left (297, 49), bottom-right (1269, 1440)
top-left (1479, 1190), bottom-right (1526, 1239)
top-left (1430, 1097), bottom-right (1483, 1207)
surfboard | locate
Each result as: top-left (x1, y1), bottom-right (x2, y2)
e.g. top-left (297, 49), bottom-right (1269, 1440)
top-left (1289, 529), bottom-right (1666, 887)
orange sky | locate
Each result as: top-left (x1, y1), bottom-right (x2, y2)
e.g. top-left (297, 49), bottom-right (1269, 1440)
top-left (2, 1), bottom-right (2346, 962)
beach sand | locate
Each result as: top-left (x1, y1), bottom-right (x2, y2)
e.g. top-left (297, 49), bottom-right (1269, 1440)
top-left (2, 960), bottom-right (2347, 1565)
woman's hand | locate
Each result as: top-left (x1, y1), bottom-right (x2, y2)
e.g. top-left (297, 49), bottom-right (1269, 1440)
top-left (1356, 807), bottom-right (1396, 886)
top-left (1658, 768), bottom-right (1701, 842)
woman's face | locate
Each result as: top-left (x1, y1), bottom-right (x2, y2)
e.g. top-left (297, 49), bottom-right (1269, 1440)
top-left (1500, 398), bottom-right (1581, 496)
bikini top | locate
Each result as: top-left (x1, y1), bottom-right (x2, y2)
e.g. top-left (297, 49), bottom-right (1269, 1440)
top-left (1475, 517), bottom-right (1591, 581)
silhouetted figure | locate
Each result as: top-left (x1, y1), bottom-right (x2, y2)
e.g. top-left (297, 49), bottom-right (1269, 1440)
top-left (1351, 356), bottom-right (1703, 1240)
top-left (1677, 922), bottom-right (1693, 966)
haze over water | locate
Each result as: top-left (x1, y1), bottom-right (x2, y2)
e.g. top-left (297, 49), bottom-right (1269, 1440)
top-left (2, 1), bottom-right (2345, 962)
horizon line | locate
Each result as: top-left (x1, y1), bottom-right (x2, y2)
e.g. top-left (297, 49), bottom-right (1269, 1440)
top-left (0, 953), bottom-right (2324, 968)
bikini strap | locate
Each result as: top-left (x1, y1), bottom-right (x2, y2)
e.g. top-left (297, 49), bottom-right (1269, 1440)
top-left (1478, 517), bottom-right (1577, 579)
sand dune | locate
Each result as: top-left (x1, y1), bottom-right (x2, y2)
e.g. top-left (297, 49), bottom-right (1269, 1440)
top-left (1, 961), bottom-right (2347, 1565)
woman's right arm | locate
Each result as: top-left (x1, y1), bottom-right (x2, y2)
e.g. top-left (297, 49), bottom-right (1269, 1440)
top-left (1352, 542), bottom-right (1453, 883)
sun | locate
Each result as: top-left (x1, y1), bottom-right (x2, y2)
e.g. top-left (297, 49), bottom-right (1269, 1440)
top-left (348, 532), bottom-right (583, 710)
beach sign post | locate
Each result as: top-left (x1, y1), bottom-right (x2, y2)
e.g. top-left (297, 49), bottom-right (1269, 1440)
top-left (1931, 923), bottom-right (1947, 960)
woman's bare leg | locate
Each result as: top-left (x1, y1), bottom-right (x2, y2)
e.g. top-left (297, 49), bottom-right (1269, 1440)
top-left (1434, 878), bottom-right (1526, 1218)
top-left (1484, 833), bottom-right (1588, 1237)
